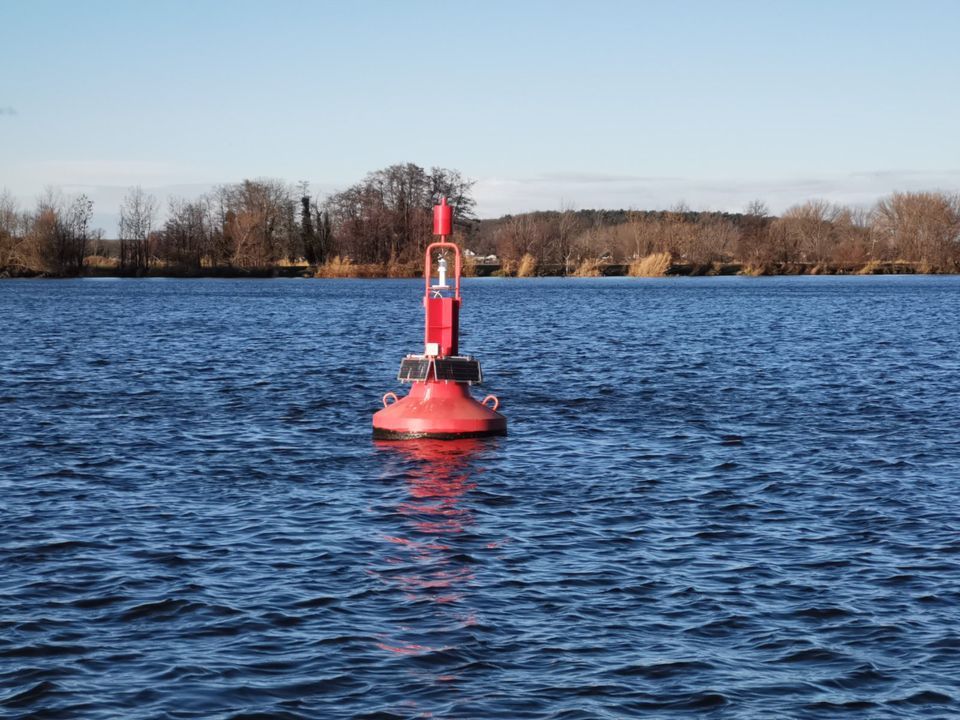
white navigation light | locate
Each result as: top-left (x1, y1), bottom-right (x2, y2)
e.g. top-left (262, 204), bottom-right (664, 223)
top-left (435, 256), bottom-right (449, 289)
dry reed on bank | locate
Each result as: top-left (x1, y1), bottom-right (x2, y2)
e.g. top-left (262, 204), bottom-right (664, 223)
top-left (492, 259), bottom-right (515, 277)
top-left (83, 255), bottom-right (119, 270)
top-left (316, 256), bottom-right (355, 278)
top-left (385, 260), bottom-right (418, 278)
top-left (741, 263), bottom-right (772, 276)
top-left (572, 258), bottom-right (603, 277)
top-left (516, 253), bottom-right (538, 277)
top-left (628, 252), bottom-right (672, 277)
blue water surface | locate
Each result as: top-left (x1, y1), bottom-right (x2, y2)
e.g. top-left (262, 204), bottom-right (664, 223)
top-left (1, 276), bottom-right (959, 719)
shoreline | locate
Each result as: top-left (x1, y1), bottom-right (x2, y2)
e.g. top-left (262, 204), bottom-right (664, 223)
top-left (1, 260), bottom-right (950, 280)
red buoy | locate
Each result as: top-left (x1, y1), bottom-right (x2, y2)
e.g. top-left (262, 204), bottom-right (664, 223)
top-left (373, 199), bottom-right (507, 440)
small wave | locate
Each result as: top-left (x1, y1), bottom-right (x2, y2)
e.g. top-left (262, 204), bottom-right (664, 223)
top-left (631, 692), bottom-right (729, 711)
top-left (612, 659), bottom-right (714, 678)
top-left (71, 594), bottom-right (128, 610)
top-left (0, 680), bottom-right (58, 708)
top-left (804, 699), bottom-right (878, 711)
top-left (119, 597), bottom-right (201, 621)
top-left (774, 647), bottom-right (851, 664)
top-left (1, 643), bottom-right (87, 659)
top-left (888, 690), bottom-right (953, 705)
top-left (795, 606), bottom-right (853, 620)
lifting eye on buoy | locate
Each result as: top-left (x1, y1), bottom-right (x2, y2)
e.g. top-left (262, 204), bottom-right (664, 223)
top-left (372, 197), bottom-right (507, 441)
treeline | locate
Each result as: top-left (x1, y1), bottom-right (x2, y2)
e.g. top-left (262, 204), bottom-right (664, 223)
top-left (1, 164), bottom-right (959, 277)
top-left (324, 164), bottom-right (475, 265)
top-left (473, 195), bottom-right (960, 276)
top-left (0, 189), bottom-right (96, 276)
top-left (0, 163), bottom-right (474, 276)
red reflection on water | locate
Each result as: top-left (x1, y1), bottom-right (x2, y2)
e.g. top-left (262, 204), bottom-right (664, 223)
top-left (379, 439), bottom-right (483, 540)
top-left (376, 642), bottom-right (433, 655)
top-left (372, 439), bottom-right (492, 667)
top-left (377, 439), bottom-right (484, 598)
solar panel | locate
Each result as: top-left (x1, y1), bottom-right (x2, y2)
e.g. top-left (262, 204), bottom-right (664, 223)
top-left (434, 357), bottom-right (482, 384)
top-left (397, 357), bottom-right (431, 382)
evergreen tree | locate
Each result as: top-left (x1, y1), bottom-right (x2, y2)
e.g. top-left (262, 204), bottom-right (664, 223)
top-left (301, 196), bottom-right (317, 264)
top-left (317, 209), bottom-right (331, 264)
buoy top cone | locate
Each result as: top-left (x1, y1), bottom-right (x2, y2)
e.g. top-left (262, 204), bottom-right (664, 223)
top-left (372, 199), bottom-right (506, 440)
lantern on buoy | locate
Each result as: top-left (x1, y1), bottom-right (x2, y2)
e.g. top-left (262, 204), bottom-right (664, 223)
top-left (372, 198), bottom-right (507, 440)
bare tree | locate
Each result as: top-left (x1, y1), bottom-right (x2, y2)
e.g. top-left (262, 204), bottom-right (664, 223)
top-left (63, 194), bottom-right (93, 274)
top-left (176, 179), bottom-right (298, 269)
top-left (494, 214), bottom-right (551, 270)
top-left (324, 163), bottom-right (476, 264)
top-left (745, 199), bottom-right (768, 218)
top-left (119, 186), bottom-right (158, 275)
top-left (832, 206), bottom-right (871, 265)
top-left (736, 199), bottom-right (773, 269)
top-left (553, 202), bottom-right (580, 274)
top-left (0, 190), bottom-right (28, 272)
top-left (158, 197), bottom-right (209, 272)
top-left (778, 200), bottom-right (842, 264)
top-left (872, 191), bottom-right (960, 270)
top-left (20, 189), bottom-right (91, 275)
top-left (429, 167), bottom-right (477, 222)
top-left (690, 214), bottom-right (739, 265)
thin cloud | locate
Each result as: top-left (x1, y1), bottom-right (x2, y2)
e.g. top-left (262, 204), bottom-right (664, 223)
top-left (24, 160), bottom-right (209, 189)
top-left (0, 106), bottom-right (17, 116)
top-left (849, 168), bottom-right (960, 179)
top-left (473, 169), bottom-right (960, 218)
top-left (530, 172), bottom-right (682, 185)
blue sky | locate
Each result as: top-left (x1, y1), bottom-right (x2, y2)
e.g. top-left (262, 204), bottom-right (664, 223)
top-left (1, 0), bottom-right (958, 231)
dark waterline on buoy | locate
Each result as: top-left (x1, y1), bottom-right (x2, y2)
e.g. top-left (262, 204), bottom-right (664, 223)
top-left (372, 428), bottom-right (508, 440)
top-left (2, 276), bottom-right (960, 719)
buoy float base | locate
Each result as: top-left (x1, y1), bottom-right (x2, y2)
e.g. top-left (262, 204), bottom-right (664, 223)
top-left (372, 233), bottom-right (507, 441)
top-left (373, 379), bottom-right (506, 441)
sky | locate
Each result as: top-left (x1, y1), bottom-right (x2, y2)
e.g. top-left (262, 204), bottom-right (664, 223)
top-left (1, 0), bottom-right (959, 232)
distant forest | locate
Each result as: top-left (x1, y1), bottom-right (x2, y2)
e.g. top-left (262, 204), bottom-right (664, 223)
top-left (1, 162), bottom-right (959, 277)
